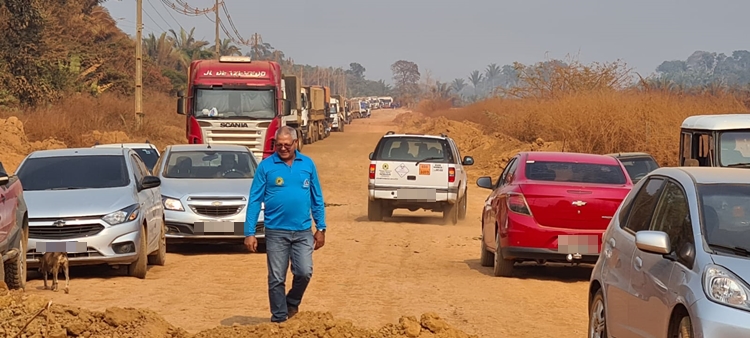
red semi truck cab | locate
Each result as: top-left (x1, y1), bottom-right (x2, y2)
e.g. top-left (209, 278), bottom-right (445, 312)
top-left (176, 56), bottom-right (283, 161)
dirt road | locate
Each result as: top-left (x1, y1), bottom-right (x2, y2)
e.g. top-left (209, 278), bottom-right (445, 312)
top-left (23, 109), bottom-right (591, 337)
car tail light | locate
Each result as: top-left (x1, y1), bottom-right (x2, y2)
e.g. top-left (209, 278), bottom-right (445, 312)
top-left (369, 164), bottom-right (376, 179)
top-left (448, 167), bottom-right (456, 183)
top-left (507, 193), bottom-right (532, 216)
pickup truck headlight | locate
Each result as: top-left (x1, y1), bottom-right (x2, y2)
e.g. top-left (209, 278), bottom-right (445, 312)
top-left (703, 264), bottom-right (750, 310)
top-left (102, 204), bottom-right (140, 225)
top-left (162, 196), bottom-right (184, 211)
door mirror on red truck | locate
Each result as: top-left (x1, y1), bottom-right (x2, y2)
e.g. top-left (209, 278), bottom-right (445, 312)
top-left (284, 99), bottom-right (292, 116)
top-left (177, 97), bottom-right (185, 115)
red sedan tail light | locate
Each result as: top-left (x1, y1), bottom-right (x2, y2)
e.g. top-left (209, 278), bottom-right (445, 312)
top-left (507, 193), bottom-right (532, 216)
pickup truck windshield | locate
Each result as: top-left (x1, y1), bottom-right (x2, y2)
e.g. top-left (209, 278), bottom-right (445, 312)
top-left (719, 131), bottom-right (750, 166)
top-left (17, 155), bottom-right (130, 191)
top-left (194, 88), bottom-right (275, 119)
top-left (163, 150), bottom-right (257, 179)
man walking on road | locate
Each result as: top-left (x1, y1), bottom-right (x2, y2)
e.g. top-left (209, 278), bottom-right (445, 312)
top-left (244, 125), bottom-right (327, 323)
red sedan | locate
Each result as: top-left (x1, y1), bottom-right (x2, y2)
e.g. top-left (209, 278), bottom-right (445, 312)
top-left (476, 151), bottom-right (633, 277)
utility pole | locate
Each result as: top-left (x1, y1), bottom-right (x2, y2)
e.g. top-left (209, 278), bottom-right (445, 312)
top-left (215, 0), bottom-right (220, 58)
top-left (135, 0), bottom-right (144, 129)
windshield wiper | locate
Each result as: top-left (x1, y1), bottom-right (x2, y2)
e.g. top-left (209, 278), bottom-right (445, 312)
top-left (415, 156), bottom-right (444, 166)
top-left (725, 163), bottom-right (750, 168)
top-left (708, 243), bottom-right (750, 257)
top-left (47, 187), bottom-right (86, 190)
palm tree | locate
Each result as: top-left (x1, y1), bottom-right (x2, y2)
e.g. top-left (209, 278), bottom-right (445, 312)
top-left (450, 78), bottom-right (467, 94)
top-left (468, 70), bottom-right (483, 97)
top-left (143, 32), bottom-right (180, 69)
top-left (168, 27), bottom-right (212, 71)
top-left (210, 38), bottom-right (241, 57)
top-left (485, 63), bottom-right (501, 90)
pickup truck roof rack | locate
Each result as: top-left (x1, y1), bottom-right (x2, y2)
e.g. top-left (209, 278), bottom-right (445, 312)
top-left (439, 133), bottom-right (448, 138)
top-left (385, 131), bottom-right (395, 135)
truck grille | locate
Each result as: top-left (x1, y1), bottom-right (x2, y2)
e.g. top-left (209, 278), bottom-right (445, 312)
top-left (191, 205), bottom-right (243, 217)
top-left (201, 127), bottom-right (267, 160)
top-left (30, 224), bottom-right (105, 240)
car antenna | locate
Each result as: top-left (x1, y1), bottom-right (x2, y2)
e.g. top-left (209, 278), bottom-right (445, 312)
top-left (146, 139), bottom-right (150, 144)
top-left (94, 141), bottom-right (99, 146)
top-left (207, 142), bottom-right (212, 149)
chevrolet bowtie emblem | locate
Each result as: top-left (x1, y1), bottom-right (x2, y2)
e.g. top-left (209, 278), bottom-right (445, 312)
top-left (572, 200), bottom-right (587, 207)
top-left (212, 201), bottom-right (222, 206)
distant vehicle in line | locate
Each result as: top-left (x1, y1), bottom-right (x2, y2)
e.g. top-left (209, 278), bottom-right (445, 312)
top-left (606, 152), bottom-right (660, 184)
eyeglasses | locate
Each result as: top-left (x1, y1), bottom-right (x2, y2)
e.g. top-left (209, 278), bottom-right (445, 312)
top-left (275, 141), bottom-right (295, 149)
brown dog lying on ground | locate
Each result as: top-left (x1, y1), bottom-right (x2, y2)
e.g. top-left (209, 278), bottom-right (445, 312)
top-left (39, 252), bottom-right (69, 294)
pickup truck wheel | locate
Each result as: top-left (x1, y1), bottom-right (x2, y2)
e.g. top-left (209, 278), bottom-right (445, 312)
top-left (493, 233), bottom-right (514, 277)
top-left (147, 222), bottom-right (166, 266)
top-left (458, 190), bottom-right (468, 220)
top-left (5, 225), bottom-right (28, 290)
top-left (367, 200), bottom-right (383, 221)
top-left (443, 202), bottom-right (458, 225)
top-left (128, 226), bottom-right (148, 279)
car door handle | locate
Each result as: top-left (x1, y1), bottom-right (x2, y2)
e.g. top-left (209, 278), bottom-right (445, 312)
top-left (607, 238), bottom-right (615, 248)
top-left (634, 256), bottom-right (643, 271)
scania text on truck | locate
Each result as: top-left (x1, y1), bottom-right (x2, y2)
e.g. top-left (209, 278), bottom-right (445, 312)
top-left (176, 55), bottom-right (284, 161)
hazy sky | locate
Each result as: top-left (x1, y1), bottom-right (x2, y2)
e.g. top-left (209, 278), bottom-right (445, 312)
top-left (105, 0), bottom-right (747, 84)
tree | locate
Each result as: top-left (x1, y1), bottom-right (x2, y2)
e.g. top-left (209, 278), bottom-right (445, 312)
top-left (391, 60), bottom-right (420, 103)
top-left (347, 62), bottom-right (366, 80)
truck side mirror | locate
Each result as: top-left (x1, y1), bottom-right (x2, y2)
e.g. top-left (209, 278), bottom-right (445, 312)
top-left (177, 97), bottom-right (185, 115)
top-left (284, 100), bottom-right (292, 116)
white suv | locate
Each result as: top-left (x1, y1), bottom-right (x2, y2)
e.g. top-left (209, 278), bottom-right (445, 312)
top-left (367, 131), bottom-right (474, 224)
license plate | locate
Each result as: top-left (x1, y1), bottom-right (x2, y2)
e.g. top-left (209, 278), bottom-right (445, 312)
top-left (396, 188), bottom-right (437, 202)
top-left (36, 241), bottom-right (87, 253)
top-left (194, 222), bottom-right (243, 235)
top-left (557, 235), bottom-right (599, 254)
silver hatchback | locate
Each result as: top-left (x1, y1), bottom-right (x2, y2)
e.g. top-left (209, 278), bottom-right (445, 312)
top-left (153, 144), bottom-right (264, 245)
top-left (16, 147), bottom-right (166, 279)
top-left (589, 167), bottom-right (750, 338)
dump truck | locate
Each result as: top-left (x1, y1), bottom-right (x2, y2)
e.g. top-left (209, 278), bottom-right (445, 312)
top-left (680, 114), bottom-right (750, 167)
top-left (176, 55), bottom-right (285, 161)
top-left (304, 85), bottom-right (328, 143)
top-left (329, 95), bottom-right (346, 132)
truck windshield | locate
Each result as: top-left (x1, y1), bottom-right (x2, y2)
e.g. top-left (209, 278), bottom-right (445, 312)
top-left (194, 88), bottom-right (275, 119)
top-left (719, 131), bottom-right (750, 166)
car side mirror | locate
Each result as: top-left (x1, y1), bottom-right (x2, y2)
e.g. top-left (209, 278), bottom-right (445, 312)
top-left (476, 176), bottom-right (493, 189)
top-left (0, 174), bottom-right (8, 186)
top-left (139, 176), bottom-right (161, 191)
top-left (369, 152), bottom-right (374, 160)
top-left (462, 156), bottom-right (474, 166)
top-left (635, 230), bottom-right (671, 255)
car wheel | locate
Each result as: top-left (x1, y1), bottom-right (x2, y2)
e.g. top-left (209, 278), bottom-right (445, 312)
top-left (443, 202), bottom-right (458, 225)
top-left (128, 226), bottom-right (148, 279)
top-left (458, 189), bottom-right (468, 220)
top-left (5, 224), bottom-right (28, 290)
top-left (588, 288), bottom-right (607, 338)
top-left (147, 221), bottom-right (166, 266)
top-left (480, 234), bottom-right (493, 267)
top-left (368, 200), bottom-right (383, 221)
top-left (676, 315), bottom-right (693, 338)
top-left (493, 232), bottom-right (514, 277)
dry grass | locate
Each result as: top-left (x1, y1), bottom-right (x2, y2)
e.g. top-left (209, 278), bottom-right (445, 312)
top-left (419, 91), bottom-right (748, 167)
top-left (0, 93), bottom-right (185, 152)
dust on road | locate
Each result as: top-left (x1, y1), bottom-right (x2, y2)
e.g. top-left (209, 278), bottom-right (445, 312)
top-left (21, 109), bottom-right (591, 337)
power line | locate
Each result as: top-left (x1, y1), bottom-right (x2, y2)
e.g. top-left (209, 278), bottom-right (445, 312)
top-left (145, 0), bottom-right (175, 32)
top-left (158, 0), bottom-right (185, 31)
top-left (143, 10), bottom-right (166, 32)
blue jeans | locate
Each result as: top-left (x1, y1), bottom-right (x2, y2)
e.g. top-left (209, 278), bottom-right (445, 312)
top-left (265, 229), bottom-right (314, 322)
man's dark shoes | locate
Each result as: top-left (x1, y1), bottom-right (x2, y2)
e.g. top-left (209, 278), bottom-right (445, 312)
top-left (287, 306), bottom-right (299, 319)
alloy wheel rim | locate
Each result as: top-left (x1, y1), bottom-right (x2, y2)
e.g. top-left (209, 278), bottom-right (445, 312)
top-left (590, 298), bottom-right (605, 338)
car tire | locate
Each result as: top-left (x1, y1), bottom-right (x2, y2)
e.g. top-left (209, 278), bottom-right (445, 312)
top-left (458, 189), bottom-right (468, 220)
top-left (493, 232), bottom-right (514, 277)
top-left (368, 200), bottom-right (383, 221)
top-left (480, 235), bottom-right (493, 267)
top-left (128, 226), bottom-right (148, 279)
top-left (147, 221), bottom-right (166, 266)
top-left (443, 202), bottom-right (458, 225)
top-left (5, 223), bottom-right (28, 290)
top-left (588, 288), bottom-right (607, 338)
top-left (675, 315), bottom-right (693, 338)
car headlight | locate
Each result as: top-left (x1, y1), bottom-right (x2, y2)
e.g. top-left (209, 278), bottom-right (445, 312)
top-left (162, 196), bottom-right (184, 211)
top-left (102, 204), bottom-right (140, 225)
top-left (703, 264), bottom-right (750, 310)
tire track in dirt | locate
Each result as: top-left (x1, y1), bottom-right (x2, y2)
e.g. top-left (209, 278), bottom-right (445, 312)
top-left (18, 108), bottom-right (592, 337)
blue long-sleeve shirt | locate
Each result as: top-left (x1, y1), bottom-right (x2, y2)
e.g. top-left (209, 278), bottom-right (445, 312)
top-left (244, 150), bottom-right (326, 236)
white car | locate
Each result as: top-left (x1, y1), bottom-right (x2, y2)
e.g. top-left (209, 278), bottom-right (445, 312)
top-left (367, 131), bottom-right (474, 224)
top-left (93, 142), bottom-right (160, 172)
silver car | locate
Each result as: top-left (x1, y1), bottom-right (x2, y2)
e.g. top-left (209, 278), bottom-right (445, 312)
top-left (152, 144), bottom-right (265, 245)
top-left (15, 147), bottom-right (166, 279)
top-left (589, 167), bottom-right (750, 338)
